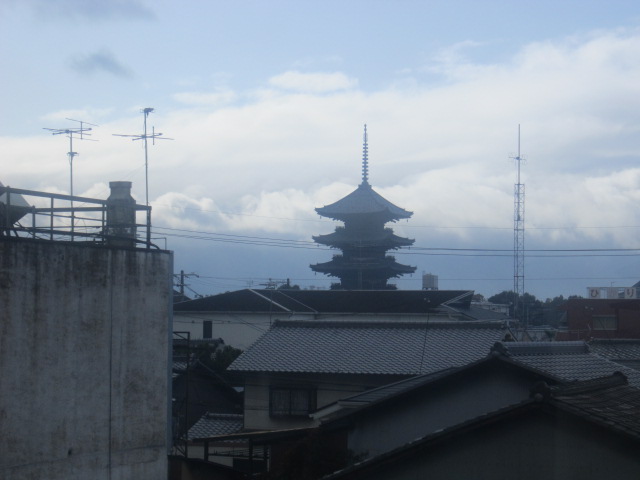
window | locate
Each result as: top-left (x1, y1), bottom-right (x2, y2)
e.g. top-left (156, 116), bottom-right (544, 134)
top-left (270, 387), bottom-right (316, 417)
top-left (592, 315), bottom-right (617, 331)
top-left (203, 320), bottom-right (212, 339)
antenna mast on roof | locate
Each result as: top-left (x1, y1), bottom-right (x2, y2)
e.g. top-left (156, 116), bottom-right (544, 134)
top-left (44, 118), bottom-right (98, 199)
top-left (511, 124), bottom-right (526, 327)
top-left (361, 124), bottom-right (369, 185)
top-left (43, 118), bottom-right (98, 235)
top-left (113, 107), bottom-right (173, 207)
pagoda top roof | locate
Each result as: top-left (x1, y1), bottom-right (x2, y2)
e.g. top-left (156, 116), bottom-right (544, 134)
top-left (315, 125), bottom-right (412, 221)
top-left (316, 182), bottom-right (412, 221)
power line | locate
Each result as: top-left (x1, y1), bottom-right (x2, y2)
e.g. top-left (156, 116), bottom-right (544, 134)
top-left (152, 224), bottom-right (640, 257)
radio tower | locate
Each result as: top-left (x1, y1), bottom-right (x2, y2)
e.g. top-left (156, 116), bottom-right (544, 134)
top-left (512, 125), bottom-right (525, 325)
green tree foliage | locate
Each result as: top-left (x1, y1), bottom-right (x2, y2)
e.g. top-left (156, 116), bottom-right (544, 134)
top-left (190, 343), bottom-right (243, 374)
top-left (486, 290), bottom-right (578, 327)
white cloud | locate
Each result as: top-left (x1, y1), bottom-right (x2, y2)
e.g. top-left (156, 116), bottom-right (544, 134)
top-left (268, 71), bottom-right (358, 93)
top-left (4, 27), bottom-right (640, 298)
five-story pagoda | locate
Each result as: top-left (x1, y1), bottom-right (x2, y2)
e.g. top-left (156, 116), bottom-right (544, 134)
top-left (310, 126), bottom-right (416, 289)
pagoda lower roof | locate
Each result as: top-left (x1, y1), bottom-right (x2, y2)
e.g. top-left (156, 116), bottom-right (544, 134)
top-left (313, 228), bottom-right (414, 248)
top-left (311, 257), bottom-right (417, 275)
top-left (315, 182), bottom-right (412, 221)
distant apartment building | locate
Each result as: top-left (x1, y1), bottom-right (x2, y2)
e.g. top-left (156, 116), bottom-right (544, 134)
top-left (586, 282), bottom-right (640, 299)
top-left (556, 297), bottom-right (640, 340)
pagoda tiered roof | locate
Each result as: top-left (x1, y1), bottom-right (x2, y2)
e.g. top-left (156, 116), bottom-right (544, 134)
top-left (310, 126), bottom-right (416, 289)
top-left (313, 226), bottom-right (414, 249)
top-left (315, 181), bottom-right (412, 223)
top-left (312, 255), bottom-right (417, 276)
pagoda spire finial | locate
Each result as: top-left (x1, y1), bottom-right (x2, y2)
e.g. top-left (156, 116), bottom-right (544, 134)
top-left (361, 124), bottom-right (369, 185)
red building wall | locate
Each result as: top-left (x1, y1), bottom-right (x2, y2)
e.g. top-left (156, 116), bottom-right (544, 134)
top-left (557, 299), bottom-right (640, 340)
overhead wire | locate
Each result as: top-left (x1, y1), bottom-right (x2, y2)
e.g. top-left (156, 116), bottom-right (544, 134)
top-left (153, 224), bottom-right (640, 258)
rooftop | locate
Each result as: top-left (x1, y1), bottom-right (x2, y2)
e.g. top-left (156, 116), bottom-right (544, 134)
top-left (496, 341), bottom-right (640, 388)
top-left (229, 320), bottom-right (510, 376)
top-left (174, 288), bottom-right (474, 315)
top-left (315, 182), bottom-right (412, 222)
top-left (188, 413), bottom-right (244, 439)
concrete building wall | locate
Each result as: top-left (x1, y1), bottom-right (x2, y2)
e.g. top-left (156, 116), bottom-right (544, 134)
top-left (172, 312), bottom-right (272, 350)
top-left (0, 238), bottom-right (173, 480)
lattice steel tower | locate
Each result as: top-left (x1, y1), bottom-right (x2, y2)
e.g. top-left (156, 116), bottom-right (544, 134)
top-left (512, 125), bottom-right (525, 323)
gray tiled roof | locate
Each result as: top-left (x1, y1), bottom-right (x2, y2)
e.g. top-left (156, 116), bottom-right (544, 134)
top-left (589, 339), bottom-right (640, 369)
top-left (229, 321), bottom-right (510, 376)
top-left (336, 368), bottom-right (457, 407)
top-left (174, 289), bottom-right (473, 314)
top-left (315, 182), bottom-right (412, 221)
top-left (500, 341), bottom-right (640, 388)
top-left (188, 413), bottom-right (244, 440)
top-left (554, 375), bottom-right (640, 437)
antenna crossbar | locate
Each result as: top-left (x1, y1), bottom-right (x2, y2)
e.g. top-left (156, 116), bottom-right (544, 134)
top-left (43, 118), bottom-right (99, 237)
top-left (113, 107), bottom-right (173, 207)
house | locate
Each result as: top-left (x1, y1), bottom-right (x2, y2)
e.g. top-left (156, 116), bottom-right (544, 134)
top-left (173, 288), bottom-right (510, 347)
top-left (197, 337), bottom-right (640, 478)
top-left (556, 297), bottom-right (640, 340)
top-left (312, 340), bottom-right (640, 463)
top-left (314, 351), bottom-right (561, 461)
top-left (171, 338), bottom-right (243, 454)
top-left (324, 373), bottom-right (640, 479)
top-left (209, 341), bottom-right (640, 478)
top-left (227, 320), bottom-right (512, 431)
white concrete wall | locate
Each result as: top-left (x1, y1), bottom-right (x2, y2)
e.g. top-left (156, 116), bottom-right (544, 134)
top-left (0, 239), bottom-right (173, 480)
top-left (172, 312), bottom-right (274, 349)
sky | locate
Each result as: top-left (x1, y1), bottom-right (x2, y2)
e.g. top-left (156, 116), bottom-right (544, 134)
top-left (2, 0), bottom-right (640, 301)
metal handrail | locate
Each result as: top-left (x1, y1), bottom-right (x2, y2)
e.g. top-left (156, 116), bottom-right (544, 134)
top-left (0, 185), bottom-right (153, 248)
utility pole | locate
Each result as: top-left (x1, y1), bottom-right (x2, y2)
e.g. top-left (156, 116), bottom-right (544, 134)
top-left (173, 270), bottom-right (200, 299)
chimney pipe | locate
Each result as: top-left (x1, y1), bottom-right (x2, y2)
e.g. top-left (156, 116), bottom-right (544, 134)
top-left (106, 181), bottom-right (136, 247)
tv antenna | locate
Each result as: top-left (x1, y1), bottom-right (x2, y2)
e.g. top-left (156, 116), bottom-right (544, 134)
top-left (44, 118), bottom-right (98, 199)
top-left (43, 118), bottom-right (98, 235)
top-left (113, 107), bottom-right (173, 207)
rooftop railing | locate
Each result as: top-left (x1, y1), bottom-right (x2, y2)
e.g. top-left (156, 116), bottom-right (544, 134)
top-left (0, 183), bottom-right (154, 248)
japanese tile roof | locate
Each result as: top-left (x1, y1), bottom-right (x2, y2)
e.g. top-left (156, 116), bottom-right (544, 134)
top-left (188, 413), bottom-right (244, 439)
top-left (335, 368), bottom-right (457, 407)
top-left (552, 373), bottom-right (640, 436)
top-left (174, 289), bottom-right (473, 314)
top-left (588, 339), bottom-right (640, 370)
top-left (311, 256), bottom-right (416, 275)
top-left (229, 320), bottom-right (510, 376)
top-left (315, 182), bottom-right (412, 222)
top-left (314, 352), bottom-right (561, 422)
top-left (324, 373), bottom-right (640, 479)
top-left (313, 228), bottom-right (414, 248)
top-left (497, 341), bottom-right (640, 388)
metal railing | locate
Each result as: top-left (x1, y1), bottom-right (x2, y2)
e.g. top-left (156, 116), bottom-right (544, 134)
top-left (0, 185), bottom-right (153, 248)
